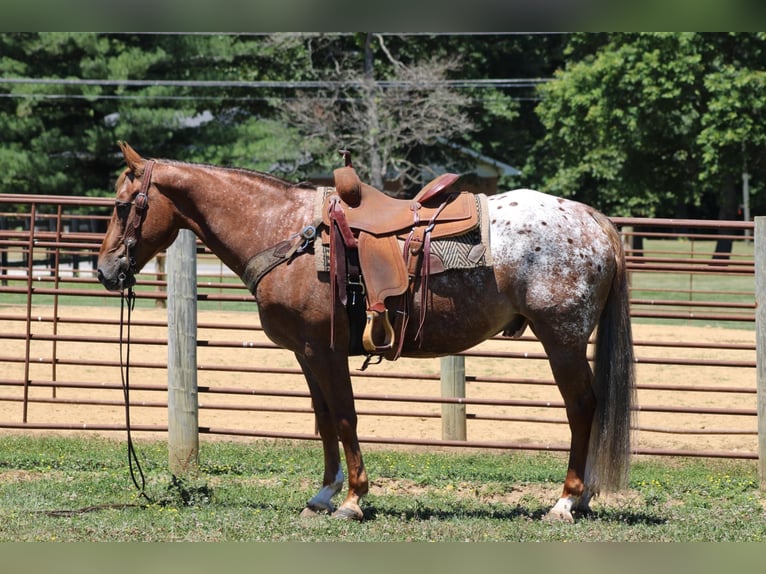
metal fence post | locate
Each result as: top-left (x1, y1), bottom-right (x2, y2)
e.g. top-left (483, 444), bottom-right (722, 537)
top-left (167, 229), bottom-right (199, 477)
top-left (755, 217), bottom-right (766, 488)
top-left (440, 355), bottom-right (466, 441)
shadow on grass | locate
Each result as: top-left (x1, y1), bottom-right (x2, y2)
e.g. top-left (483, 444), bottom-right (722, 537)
top-left (575, 507), bottom-right (666, 526)
top-left (362, 503), bottom-right (666, 526)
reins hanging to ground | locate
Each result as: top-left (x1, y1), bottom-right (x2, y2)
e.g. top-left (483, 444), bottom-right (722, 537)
top-left (38, 285), bottom-right (152, 517)
top-left (118, 284), bottom-right (152, 504)
top-left (43, 285), bottom-right (180, 517)
top-left (39, 287), bottom-right (154, 516)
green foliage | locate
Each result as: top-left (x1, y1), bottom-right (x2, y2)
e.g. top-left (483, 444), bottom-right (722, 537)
top-left (0, 33), bottom-right (311, 201)
top-left (3, 33), bottom-right (766, 221)
top-left (531, 32), bottom-right (766, 218)
top-left (0, 33), bottom-right (562, 202)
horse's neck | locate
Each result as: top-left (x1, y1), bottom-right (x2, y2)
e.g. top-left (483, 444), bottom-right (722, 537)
top-left (161, 163), bottom-right (311, 277)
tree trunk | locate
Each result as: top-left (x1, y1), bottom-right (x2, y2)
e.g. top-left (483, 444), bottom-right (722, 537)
top-left (714, 175), bottom-right (738, 260)
top-left (364, 33), bottom-right (384, 190)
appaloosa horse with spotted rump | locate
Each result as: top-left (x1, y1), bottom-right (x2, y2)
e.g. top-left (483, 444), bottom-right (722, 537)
top-left (97, 142), bottom-right (635, 522)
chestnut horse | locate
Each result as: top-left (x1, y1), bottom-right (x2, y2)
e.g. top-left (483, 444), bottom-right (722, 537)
top-left (97, 142), bottom-right (634, 522)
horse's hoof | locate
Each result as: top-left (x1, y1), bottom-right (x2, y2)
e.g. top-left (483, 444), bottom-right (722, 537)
top-left (543, 508), bottom-right (575, 523)
top-left (331, 503), bottom-right (364, 521)
top-left (306, 500), bottom-right (335, 514)
top-left (300, 507), bottom-right (321, 519)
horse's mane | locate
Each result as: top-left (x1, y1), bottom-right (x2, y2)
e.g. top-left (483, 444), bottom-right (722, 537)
top-left (157, 158), bottom-right (317, 190)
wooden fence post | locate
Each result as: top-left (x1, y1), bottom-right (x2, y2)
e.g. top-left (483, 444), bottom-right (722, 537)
top-left (167, 229), bottom-right (199, 477)
top-left (755, 217), bottom-right (766, 489)
top-left (440, 355), bottom-right (467, 441)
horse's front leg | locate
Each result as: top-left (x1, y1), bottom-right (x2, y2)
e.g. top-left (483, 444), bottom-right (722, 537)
top-left (297, 349), bottom-right (368, 520)
top-left (296, 354), bottom-right (345, 516)
top-left (332, 406), bottom-right (368, 520)
top-left (304, 446), bottom-right (344, 515)
top-left (304, 409), bottom-right (344, 514)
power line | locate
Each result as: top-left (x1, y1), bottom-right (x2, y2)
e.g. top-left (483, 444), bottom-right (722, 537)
top-left (0, 92), bottom-right (541, 103)
top-left (0, 77), bottom-right (550, 90)
top-left (98, 32), bottom-right (570, 37)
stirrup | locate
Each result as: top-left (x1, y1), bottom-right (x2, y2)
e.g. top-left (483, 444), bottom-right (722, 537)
top-left (362, 309), bottom-right (395, 354)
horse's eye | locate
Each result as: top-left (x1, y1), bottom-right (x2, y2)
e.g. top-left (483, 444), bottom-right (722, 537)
top-left (115, 201), bottom-right (132, 219)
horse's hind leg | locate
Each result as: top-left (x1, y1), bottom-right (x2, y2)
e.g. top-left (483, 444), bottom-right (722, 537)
top-left (296, 350), bottom-right (368, 520)
top-left (537, 336), bottom-right (597, 522)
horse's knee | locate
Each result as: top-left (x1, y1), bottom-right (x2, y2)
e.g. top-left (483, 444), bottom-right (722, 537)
top-left (335, 413), bottom-right (359, 434)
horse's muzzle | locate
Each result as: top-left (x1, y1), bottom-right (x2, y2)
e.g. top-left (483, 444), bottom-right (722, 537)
top-left (97, 256), bottom-right (135, 291)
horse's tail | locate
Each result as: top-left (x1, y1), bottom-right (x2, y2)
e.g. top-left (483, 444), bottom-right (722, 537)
top-left (589, 213), bottom-right (636, 493)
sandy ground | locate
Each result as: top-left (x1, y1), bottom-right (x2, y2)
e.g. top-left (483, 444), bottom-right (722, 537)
top-left (0, 305), bottom-right (758, 457)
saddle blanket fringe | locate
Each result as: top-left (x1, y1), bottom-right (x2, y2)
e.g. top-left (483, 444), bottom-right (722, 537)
top-left (313, 187), bottom-right (493, 274)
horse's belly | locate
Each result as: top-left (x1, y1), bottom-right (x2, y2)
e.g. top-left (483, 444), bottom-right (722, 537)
top-left (398, 268), bottom-right (517, 356)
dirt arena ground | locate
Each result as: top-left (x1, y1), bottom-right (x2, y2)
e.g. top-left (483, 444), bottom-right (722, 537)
top-left (0, 305), bottom-right (758, 457)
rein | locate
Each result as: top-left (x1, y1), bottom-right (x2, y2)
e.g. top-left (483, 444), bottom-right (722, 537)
top-left (116, 161), bottom-right (156, 504)
top-left (40, 284), bottom-right (151, 517)
top-left (43, 166), bottom-right (157, 517)
top-left (111, 160), bottom-right (157, 504)
top-left (118, 283), bottom-right (152, 504)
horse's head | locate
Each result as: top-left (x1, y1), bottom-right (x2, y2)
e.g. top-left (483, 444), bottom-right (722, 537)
top-left (97, 142), bottom-right (179, 291)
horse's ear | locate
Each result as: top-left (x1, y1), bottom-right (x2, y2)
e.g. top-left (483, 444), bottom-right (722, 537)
top-left (118, 141), bottom-right (144, 173)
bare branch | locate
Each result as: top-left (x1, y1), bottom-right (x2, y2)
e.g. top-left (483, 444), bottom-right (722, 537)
top-left (281, 39), bottom-right (475, 191)
top-left (374, 34), bottom-right (405, 71)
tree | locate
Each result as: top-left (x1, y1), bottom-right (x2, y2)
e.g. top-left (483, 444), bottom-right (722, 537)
top-left (698, 37), bottom-right (766, 219)
top-left (276, 33), bottom-right (475, 192)
top-left (0, 33), bottom-right (565, 203)
top-left (529, 32), bottom-right (766, 222)
top-left (0, 33), bottom-right (310, 204)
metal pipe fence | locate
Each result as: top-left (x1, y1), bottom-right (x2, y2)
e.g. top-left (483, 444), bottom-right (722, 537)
top-left (0, 194), bottom-right (760, 465)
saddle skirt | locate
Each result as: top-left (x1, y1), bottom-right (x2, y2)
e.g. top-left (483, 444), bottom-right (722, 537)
top-left (313, 187), bottom-right (493, 275)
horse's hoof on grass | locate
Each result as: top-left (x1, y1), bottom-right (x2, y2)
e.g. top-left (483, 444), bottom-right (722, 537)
top-left (301, 502), bottom-right (335, 518)
top-left (543, 509), bottom-right (575, 523)
top-left (300, 506), bottom-right (321, 519)
top-left (332, 503), bottom-right (363, 521)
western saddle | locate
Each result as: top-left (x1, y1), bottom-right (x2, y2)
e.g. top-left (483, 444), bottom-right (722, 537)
top-left (322, 151), bottom-right (479, 364)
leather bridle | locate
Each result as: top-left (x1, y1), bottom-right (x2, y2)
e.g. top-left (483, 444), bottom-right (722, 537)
top-left (115, 159), bottom-right (155, 285)
top-left (114, 160), bottom-right (155, 502)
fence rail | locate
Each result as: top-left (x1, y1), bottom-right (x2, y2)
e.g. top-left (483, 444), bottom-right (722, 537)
top-left (0, 194), bottom-right (762, 479)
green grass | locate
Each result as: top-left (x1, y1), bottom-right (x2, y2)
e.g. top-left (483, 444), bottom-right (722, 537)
top-left (0, 272), bottom-right (258, 313)
top-left (628, 238), bottom-right (754, 329)
top-left (0, 435), bottom-right (763, 542)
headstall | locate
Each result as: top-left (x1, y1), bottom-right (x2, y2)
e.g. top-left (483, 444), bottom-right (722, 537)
top-left (115, 159), bottom-right (155, 281)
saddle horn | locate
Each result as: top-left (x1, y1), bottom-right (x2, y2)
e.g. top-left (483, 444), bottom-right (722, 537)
top-left (339, 149), bottom-right (353, 167)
